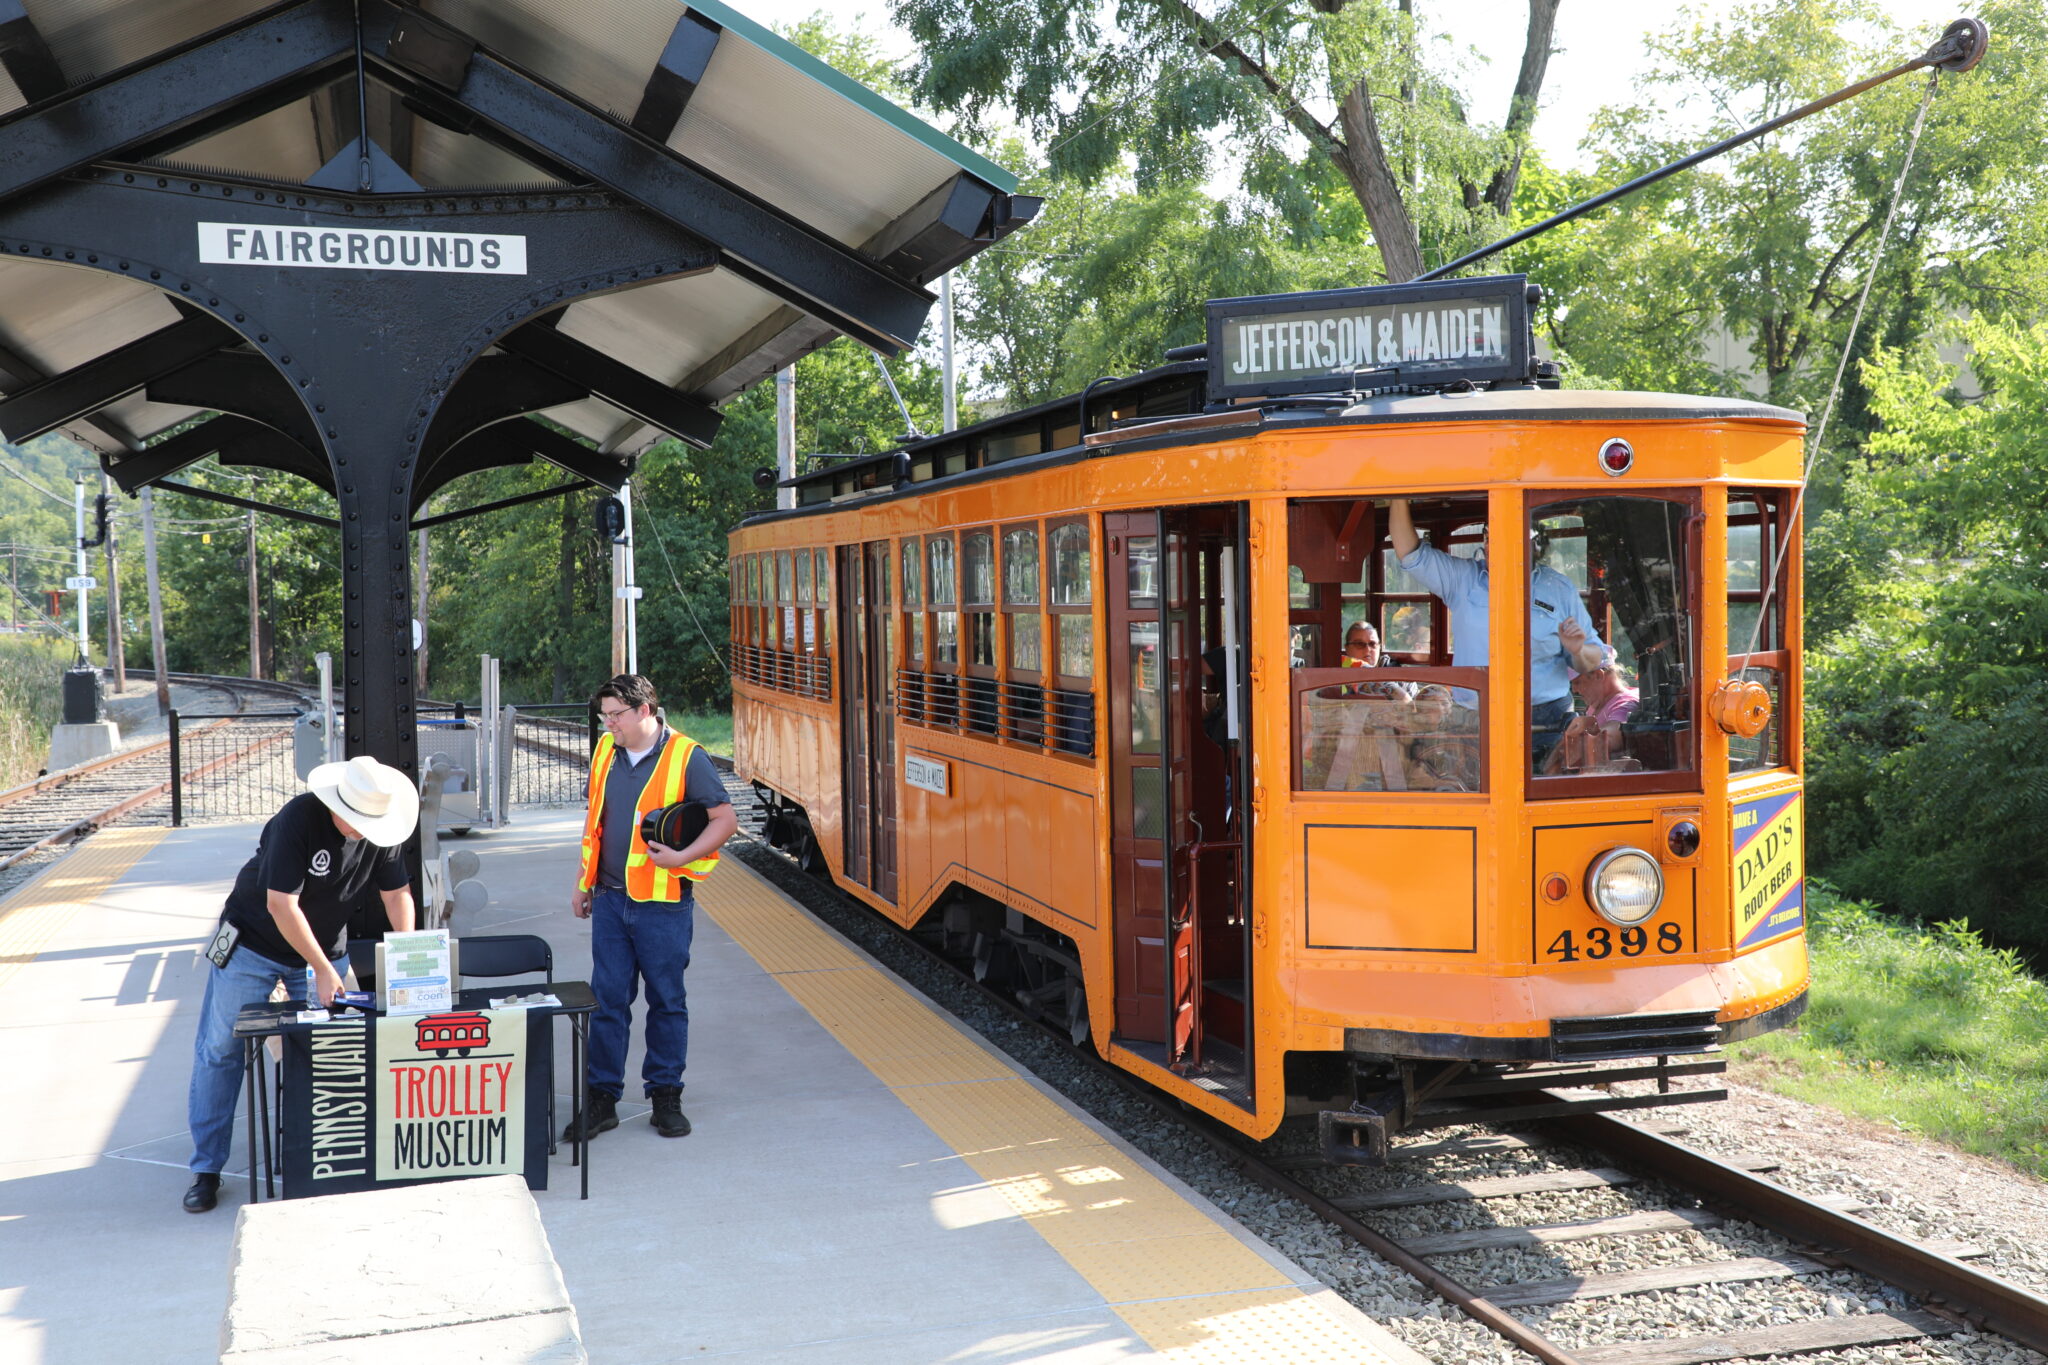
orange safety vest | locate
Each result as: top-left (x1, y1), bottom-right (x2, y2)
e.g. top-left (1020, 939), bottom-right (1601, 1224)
top-left (577, 729), bottom-right (719, 900)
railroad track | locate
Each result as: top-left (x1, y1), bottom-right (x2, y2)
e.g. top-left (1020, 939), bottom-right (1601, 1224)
top-left (726, 799), bottom-right (2048, 1365)
top-left (0, 673), bottom-right (310, 872)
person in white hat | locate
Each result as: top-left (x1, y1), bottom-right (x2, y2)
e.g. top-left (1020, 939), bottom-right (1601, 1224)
top-left (180, 755), bottom-right (419, 1214)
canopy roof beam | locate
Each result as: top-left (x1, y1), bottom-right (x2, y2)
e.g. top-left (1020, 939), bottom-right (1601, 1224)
top-left (375, 3), bottom-right (935, 354)
top-left (147, 351), bottom-right (325, 456)
top-left (631, 11), bottom-right (722, 143)
top-left (500, 314), bottom-right (722, 448)
top-left (101, 415), bottom-right (334, 497)
top-left (0, 312), bottom-right (240, 445)
top-left (0, 0), bottom-right (65, 105)
top-left (0, 0), bottom-right (357, 208)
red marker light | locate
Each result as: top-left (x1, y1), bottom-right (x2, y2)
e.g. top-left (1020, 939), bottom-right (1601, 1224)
top-left (1542, 875), bottom-right (1570, 902)
top-left (1598, 438), bottom-right (1634, 476)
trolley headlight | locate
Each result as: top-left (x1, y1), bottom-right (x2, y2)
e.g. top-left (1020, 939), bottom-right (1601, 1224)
top-left (1585, 847), bottom-right (1664, 927)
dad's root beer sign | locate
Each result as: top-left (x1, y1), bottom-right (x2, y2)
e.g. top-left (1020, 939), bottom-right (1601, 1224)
top-left (281, 1008), bottom-right (550, 1197)
top-left (1733, 788), bottom-right (1804, 950)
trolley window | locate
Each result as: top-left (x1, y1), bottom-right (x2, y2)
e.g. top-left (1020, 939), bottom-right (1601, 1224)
top-left (962, 529), bottom-right (998, 733)
top-left (1728, 488), bottom-right (1792, 773)
top-left (901, 538), bottom-right (923, 664)
top-left (1289, 494), bottom-right (1490, 793)
top-left (1047, 518), bottom-right (1094, 756)
top-left (1529, 494), bottom-right (1699, 794)
top-left (1001, 524), bottom-right (1044, 745)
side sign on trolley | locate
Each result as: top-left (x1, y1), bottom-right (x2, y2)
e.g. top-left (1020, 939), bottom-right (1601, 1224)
top-left (905, 754), bottom-right (949, 796)
top-left (1206, 275), bottom-right (1531, 400)
top-left (1732, 789), bottom-right (1804, 949)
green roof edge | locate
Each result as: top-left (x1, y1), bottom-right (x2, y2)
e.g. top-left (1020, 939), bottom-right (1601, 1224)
top-left (682, 0), bottom-right (1019, 194)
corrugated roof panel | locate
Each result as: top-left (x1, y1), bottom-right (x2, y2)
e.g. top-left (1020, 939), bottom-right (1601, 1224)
top-left (669, 35), bottom-right (966, 250)
top-left (422, 0), bottom-right (679, 121)
top-left (4, 0), bottom-right (277, 117)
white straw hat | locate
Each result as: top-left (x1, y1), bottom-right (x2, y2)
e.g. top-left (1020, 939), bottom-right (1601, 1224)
top-left (306, 755), bottom-right (420, 847)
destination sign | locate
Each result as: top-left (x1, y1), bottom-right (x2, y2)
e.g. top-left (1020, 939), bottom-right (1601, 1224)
top-left (197, 222), bottom-right (527, 275)
top-left (1206, 275), bottom-right (1530, 400)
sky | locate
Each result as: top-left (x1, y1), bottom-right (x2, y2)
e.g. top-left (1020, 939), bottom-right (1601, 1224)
top-left (733, 1), bottom-right (1965, 171)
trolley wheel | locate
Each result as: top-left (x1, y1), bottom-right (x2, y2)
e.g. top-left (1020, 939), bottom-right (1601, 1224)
top-left (457, 1047), bottom-right (473, 1057)
top-left (432, 1048), bottom-right (449, 1058)
top-left (450, 827), bottom-right (473, 837)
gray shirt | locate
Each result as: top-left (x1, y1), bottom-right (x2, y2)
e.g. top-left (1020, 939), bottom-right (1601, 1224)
top-left (595, 729), bottom-right (730, 891)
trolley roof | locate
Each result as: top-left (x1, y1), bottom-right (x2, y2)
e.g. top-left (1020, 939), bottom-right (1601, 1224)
top-left (0, 0), bottom-right (1032, 462)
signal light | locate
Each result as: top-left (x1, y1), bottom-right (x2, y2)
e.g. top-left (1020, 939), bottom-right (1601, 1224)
top-left (1667, 821), bottom-right (1701, 859)
top-left (1542, 875), bottom-right (1570, 903)
top-left (1597, 437), bottom-right (1634, 476)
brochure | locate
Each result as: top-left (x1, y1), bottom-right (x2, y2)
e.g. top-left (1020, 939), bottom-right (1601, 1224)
top-left (381, 928), bottom-right (454, 1015)
top-left (487, 993), bottom-right (562, 1010)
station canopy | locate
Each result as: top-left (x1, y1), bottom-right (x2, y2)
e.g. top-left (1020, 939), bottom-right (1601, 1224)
top-left (0, 0), bottom-right (1034, 468)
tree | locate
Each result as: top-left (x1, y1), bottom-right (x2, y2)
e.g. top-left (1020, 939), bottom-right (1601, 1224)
top-left (1804, 315), bottom-right (2048, 954)
top-left (1530, 0), bottom-right (2048, 426)
top-left (896, 0), bottom-right (1561, 281)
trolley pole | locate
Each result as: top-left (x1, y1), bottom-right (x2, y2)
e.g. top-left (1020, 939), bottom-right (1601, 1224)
top-left (415, 527), bottom-right (431, 694)
top-left (141, 488), bottom-right (171, 715)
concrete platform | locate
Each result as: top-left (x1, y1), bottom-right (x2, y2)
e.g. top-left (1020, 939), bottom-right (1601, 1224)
top-left (0, 810), bottom-right (1425, 1365)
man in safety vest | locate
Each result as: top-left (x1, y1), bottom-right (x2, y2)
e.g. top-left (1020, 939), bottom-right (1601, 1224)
top-left (565, 674), bottom-right (737, 1141)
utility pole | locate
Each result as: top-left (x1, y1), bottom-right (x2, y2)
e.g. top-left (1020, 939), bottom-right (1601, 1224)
top-left (141, 488), bottom-right (170, 715)
top-left (940, 272), bottom-right (958, 433)
top-left (610, 487), bottom-right (627, 677)
top-left (101, 473), bottom-right (125, 691)
top-left (71, 476), bottom-right (90, 663)
top-left (775, 366), bottom-right (796, 512)
top-left (7, 546), bottom-right (16, 633)
top-left (246, 507), bottom-right (260, 680)
top-left (415, 527), bottom-right (430, 694)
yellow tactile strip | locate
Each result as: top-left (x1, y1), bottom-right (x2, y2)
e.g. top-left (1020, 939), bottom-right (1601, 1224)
top-left (698, 861), bottom-right (1413, 1363)
top-left (0, 826), bottom-right (168, 993)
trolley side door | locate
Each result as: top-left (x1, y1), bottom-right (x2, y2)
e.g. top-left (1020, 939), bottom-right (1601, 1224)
top-left (1107, 512), bottom-right (1170, 1044)
top-left (838, 544), bottom-right (871, 889)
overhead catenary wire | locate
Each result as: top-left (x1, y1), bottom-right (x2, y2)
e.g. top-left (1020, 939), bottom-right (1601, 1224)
top-left (1741, 69), bottom-right (1940, 664)
top-left (639, 511), bottom-right (730, 676)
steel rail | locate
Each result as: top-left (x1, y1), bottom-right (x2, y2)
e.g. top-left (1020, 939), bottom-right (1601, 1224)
top-left (1547, 1103), bottom-right (2048, 1356)
top-left (0, 717), bottom-right (228, 809)
top-left (0, 725), bottom-right (294, 872)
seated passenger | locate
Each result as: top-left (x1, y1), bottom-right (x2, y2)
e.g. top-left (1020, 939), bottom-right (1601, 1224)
top-left (1387, 498), bottom-right (1611, 767)
top-left (1543, 663), bottom-right (1644, 775)
top-left (1338, 621), bottom-right (1414, 699)
top-left (1570, 661), bottom-right (1640, 726)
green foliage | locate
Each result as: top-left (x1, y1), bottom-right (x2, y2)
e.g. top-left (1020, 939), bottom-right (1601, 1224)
top-left (1532, 0), bottom-right (2048, 434)
top-left (0, 634), bottom-right (70, 787)
top-left (1805, 314), bottom-right (2048, 954)
top-left (895, 0), bottom-right (1542, 275)
top-left (1732, 884), bottom-right (2048, 1175)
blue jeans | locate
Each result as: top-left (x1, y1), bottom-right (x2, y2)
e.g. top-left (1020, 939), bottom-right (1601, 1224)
top-left (587, 886), bottom-right (694, 1099)
top-left (187, 940), bottom-right (343, 1176)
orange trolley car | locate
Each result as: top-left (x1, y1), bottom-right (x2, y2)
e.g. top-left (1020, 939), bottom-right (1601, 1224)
top-left (728, 275), bottom-right (1804, 1161)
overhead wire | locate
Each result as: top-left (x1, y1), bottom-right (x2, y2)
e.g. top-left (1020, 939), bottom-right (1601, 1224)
top-left (639, 511), bottom-right (730, 675)
top-left (1741, 70), bottom-right (1939, 663)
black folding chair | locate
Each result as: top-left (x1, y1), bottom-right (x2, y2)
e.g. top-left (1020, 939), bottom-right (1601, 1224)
top-left (455, 934), bottom-right (559, 1151)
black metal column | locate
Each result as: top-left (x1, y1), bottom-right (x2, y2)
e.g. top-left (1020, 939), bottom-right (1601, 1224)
top-left (0, 169), bottom-right (716, 774)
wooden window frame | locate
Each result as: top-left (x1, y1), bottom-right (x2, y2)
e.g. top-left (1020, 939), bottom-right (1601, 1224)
top-left (961, 527), bottom-right (998, 734)
top-left (1047, 518), bottom-right (1094, 692)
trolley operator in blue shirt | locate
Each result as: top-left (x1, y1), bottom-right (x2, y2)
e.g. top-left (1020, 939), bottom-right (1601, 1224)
top-left (1388, 498), bottom-right (1611, 768)
top-left (181, 755), bottom-right (419, 1214)
top-left (564, 674), bottom-right (737, 1144)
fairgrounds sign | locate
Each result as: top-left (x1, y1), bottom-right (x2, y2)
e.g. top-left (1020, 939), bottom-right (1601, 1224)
top-left (281, 1008), bottom-right (550, 1197)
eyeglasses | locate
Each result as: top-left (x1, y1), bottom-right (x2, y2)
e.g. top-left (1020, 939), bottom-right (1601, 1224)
top-left (597, 705), bottom-right (639, 722)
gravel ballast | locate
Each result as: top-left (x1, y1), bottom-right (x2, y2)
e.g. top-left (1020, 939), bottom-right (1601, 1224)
top-left (727, 828), bottom-right (2048, 1365)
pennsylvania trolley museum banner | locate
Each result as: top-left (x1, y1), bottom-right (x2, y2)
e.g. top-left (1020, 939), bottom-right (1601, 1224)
top-left (281, 1008), bottom-right (551, 1197)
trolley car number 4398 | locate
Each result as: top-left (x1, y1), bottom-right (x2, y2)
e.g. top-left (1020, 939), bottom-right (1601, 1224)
top-left (1546, 924), bottom-right (1684, 961)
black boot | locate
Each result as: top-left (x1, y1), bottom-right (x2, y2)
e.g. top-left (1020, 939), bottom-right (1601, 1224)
top-left (182, 1172), bottom-right (221, 1213)
top-left (563, 1091), bottom-right (619, 1142)
top-left (649, 1086), bottom-right (691, 1138)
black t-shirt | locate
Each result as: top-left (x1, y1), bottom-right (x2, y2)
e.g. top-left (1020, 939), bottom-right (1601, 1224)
top-left (222, 792), bottom-right (410, 967)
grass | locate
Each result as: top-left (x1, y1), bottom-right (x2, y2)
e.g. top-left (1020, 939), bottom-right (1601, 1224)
top-left (668, 708), bottom-right (732, 760)
top-left (1730, 882), bottom-right (2048, 1177)
top-left (0, 634), bottom-right (71, 789)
